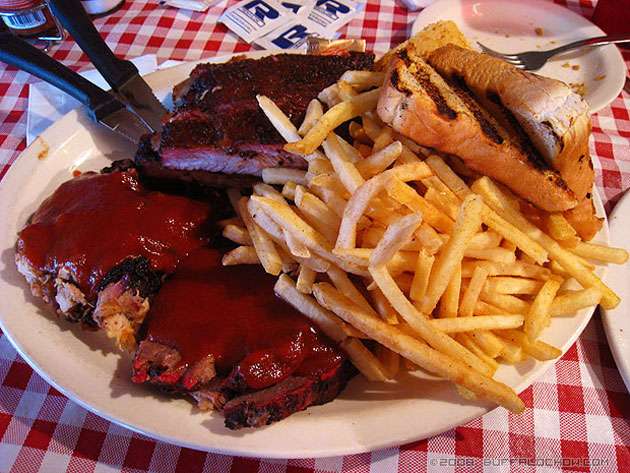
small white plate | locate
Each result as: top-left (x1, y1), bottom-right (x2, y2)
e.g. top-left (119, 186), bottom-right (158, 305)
top-left (602, 192), bottom-right (630, 393)
top-left (412, 0), bottom-right (626, 113)
top-left (0, 52), bottom-right (609, 458)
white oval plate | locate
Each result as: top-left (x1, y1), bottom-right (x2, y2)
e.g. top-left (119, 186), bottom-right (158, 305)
top-left (601, 191), bottom-right (630, 393)
top-left (412, 0), bottom-right (626, 113)
top-left (0, 52), bottom-right (609, 458)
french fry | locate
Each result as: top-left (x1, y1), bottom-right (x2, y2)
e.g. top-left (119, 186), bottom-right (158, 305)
top-left (375, 344), bottom-right (400, 379)
top-left (336, 163), bottom-right (432, 249)
top-left (469, 331), bottom-right (505, 358)
top-left (368, 265), bottom-right (494, 376)
top-left (498, 337), bottom-right (523, 364)
top-left (327, 265), bottom-right (377, 316)
top-left (425, 187), bottom-right (459, 220)
top-left (222, 246), bottom-right (259, 265)
top-left (239, 197), bottom-right (282, 275)
top-left (285, 88), bottom-right (381, 155)
top-left (298, 98), bottom-right (323, 136)
top-left (439, 263), bottom-right (461, 318)
top-left (256, 94), bottom-right (301, 142)
top-left (275, 274), bottom-right (348, 342)
top-left (467, 231), bottom-right (502, 250)
top-left (337, 80), bottom-right (358, 101)
top-left (430, 315), bottom-right (524, 333)
top-left (480, 288), bottom-right (530, 314)
top-left (262, 168), bottom-right (307, 186)
top-left (296, 265), bottom-right (317, 294)
top-left (410, 250), bottom-right (434, 304)
top-left (313, 282), bottom-right (524, 412)
top-left (339, 70), bottom-right (385, 90)
top-left (387, 178), bottom-right (455, 234)
top-left (464, 247), bottom-right (516, 263)
top-left (294, 185), bottom-right (340, 243)
top-left (459, 266), bottom-right (489, 317)
top-left (372, 127), bottom-right (394, 152)
top-left (356, 141), bottom-right (402, 177)
top-left (282, 181), bottom-right (297, 200)
top-left (549, 287), bottom-right (602, 316)
top-left (341, 338), bottom-right (389, 381)
top-left (485, 277), bottom-right (544, 295)
top-left (322, 133), bottom-right (365, 193)
top-left (217, 216), bottom-right (242, 228)
top-left (421, 176), bottom-right (459, 205)
top-left (421, 194), bottom-right (483, 314)
top-left (337, 134), bottom-right (363, 163)
top-left (368, 285), bottom-right (399, 324)
top-left (461, 260), bottom-right (551, 280)
top-left (284, 229), bottom-right (311, 258)
top-left (496, 329), bottom-right (562, 361)
top-left (425, 155), bottom-right (472, 199)
top-left (317, 83), bottom-right (341, 108)
top-left (222, 224), bottom-right (252, 246)
top-left (349, 121), bottom-right (371, 144)
top-left (361, 112), bottom-right (382, 141)
top-left (570, 241), bottom-right (629, 264)
top-left (546, 213), bottom-right (577, 241)
top-left (473, 300), bottom-right (504, 316)
top-left (525, 278), bottom-right (561, 341)
top-left (370, 213), bottom-right (422, 267)
top-left (457, 334), bottom-right (499, 372)
top-left (471, 176), bottom-right (620, 309)
top-left (415, 223), bottom-right (444, 254)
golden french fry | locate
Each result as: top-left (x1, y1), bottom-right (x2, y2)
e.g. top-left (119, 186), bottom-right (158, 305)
top-left (549, 287), bottom-right (602, 316)
top-left (370, 213), bottom-right (423, 267)
top-left (471, 176), bottom-right (619, 309)
top-left (480, 288), bottom-right (530, 314)
top-left (570, 242), bottom-right (629, 264)
top-left (410, 250), bottom-right (434, 304)
top-left (457, 333), bottom-right (499, 372)
top-left (339, 70), bottom-right (385, 90)
top-left (336, 163), bottom-right (432, 249)
top-left (421, 194), bottom-right (483, 314)
top-left (464, 247), bottom-right (517, 263)
top-left (262, 168), bottom-right (307, 186)
top-left (368, 285), bottom-right (399, 324)
top-left (286, 88), bottom-right (381, 155)
top-left (294, 185), bottom-right (340, 243)
top-left (485, 277), bottom-right (544, 295)
top-left (372, 127), bottom-right (394, 152)
top-left (282, 181), bottom-right (297, 200)
top-left (415, 223), bottom-right (444, 254)
top-left (356, 141), bottom-right (402, 177)
top-left (467, 231), bottom-right (502, 250)
top-left (298, 98), bottom-right (323, 136)
top-left (337, 80), bottom-right (358, 101)
top-left (525, 278), bottom-right (562, 341)
top-left (425, 187), bottom-right (459, 220)
top-left (368, 265), bottom-right (493, 376)
top-left (461, 260), bottom-right (551, 280)
top-left (256, 94), bottom-right (301, 142)
top-left (546, 213), bottom-right (577, 241)
top-left (387, 178), bottom-right (455, 234)
top-left (222, 224), bottom-right (252, 246)
top-left (425, 155), bottom-right (472, 199)
top-left (469, 330), bottom-right (505, 358)
top-left (459, 266), bottom-right (489, 317)
top-left (496, 329), bottom-right (562, 361)
top-left (498, 337), bottom-right (523, 364)
top-left (217, 216), bottom-right (242, 229)
top-left (341, 338), bottom-right (389, 381)
top-left (317, 83), bottom-right (341, 108)
top-left (361, 112), bottom-right (383, 141)
top-left (473, 300), bottom-right (504, 316)
top-left (327, 265), bottom-right (377, 316)
top-left (222, 246), bottom-right (259, 266)
top-left (296, 265), bottom-right (317, 294)
top-left (375, 344), bottom-right (400, 379)
top-left (322, 133), bottom-right (365, 193)
top-left (274, 274), bottom-right (348, 342)
top-left (240, 197), bottom-right (282, 275)
top-left (421, 176), bottom-right (459, 204)
top-left (430, 315), bottom-right (524, 333)
top-left (312, 282), bottom-right (524, 412)
top-left (439, 263), bottom-right (461, 318)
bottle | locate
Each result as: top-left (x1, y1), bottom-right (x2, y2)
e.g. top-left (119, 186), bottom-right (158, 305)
top-left (0, 0), bottom-right (63, 40)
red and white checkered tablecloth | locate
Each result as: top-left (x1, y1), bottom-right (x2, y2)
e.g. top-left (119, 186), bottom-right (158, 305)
top-left (0, 0), bottom-right (629, 471)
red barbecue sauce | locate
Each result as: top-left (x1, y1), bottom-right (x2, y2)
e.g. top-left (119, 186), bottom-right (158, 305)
top-left (16, 170), bottom-right (211, 298)
top-left (143, 248), bottom-right (344, 390)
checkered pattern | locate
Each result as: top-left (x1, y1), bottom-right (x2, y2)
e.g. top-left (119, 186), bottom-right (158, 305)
top-left (0, 0), bottom-right (629, 471)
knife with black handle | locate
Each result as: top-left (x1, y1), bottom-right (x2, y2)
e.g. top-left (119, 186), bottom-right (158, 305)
top-left (0, 33), bottom-right (150, 144)
top-left (47, 0), bottom-right (166, 133)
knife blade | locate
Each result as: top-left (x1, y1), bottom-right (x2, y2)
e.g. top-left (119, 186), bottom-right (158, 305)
top-left (47, 0), bottom-right (167, 133)
top-left (0, 33), bottom-right (150, 144)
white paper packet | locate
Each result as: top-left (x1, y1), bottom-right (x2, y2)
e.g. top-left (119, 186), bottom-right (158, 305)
top-left (307, 0), bottom-right (363, 30)
top-left (220, 0), bottom-right (292, 43)
top-left (280, 0), bottom-right (316, 16)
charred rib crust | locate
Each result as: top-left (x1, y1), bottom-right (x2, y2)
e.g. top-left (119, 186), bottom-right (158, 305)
top-left (97, 257), bottom-right (162, 298)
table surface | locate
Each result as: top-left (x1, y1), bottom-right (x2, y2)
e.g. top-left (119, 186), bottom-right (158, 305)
top-left (0, 1), bottom-right (629, 472)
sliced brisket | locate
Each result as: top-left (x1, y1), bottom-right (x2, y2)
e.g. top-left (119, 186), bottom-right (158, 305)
top-left (136, 52), bottom-right (375, 188)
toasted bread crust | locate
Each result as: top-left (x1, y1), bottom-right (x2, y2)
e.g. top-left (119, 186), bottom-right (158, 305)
top-left (378, 56), bottom-right (579, 212)
top-left (427, 45), bottom-right (594, 201)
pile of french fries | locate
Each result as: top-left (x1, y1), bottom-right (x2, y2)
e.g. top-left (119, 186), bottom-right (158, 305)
top-left (218, 70), bottom-right (628, 414)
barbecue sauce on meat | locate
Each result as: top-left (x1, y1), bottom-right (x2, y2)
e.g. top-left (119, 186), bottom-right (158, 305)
top-left (139, 248), bottom-right (343, 390)
top-left (16, 170), bottom-right (211, 298)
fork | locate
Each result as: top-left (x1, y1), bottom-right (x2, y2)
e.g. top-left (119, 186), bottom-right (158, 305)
top-left (478, 34), bottom-right (630, 71)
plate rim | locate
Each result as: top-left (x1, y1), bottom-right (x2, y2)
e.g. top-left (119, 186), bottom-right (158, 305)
top-left (0, 51), bottom-right (610, 458)
top-left (411, 0), bottom-right (626, 113)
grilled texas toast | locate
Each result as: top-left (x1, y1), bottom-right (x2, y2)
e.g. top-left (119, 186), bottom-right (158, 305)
top-left (377, 45), bottom-right (581, 212)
